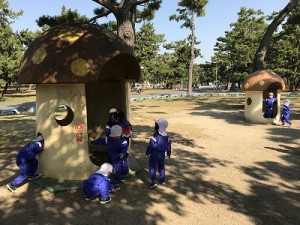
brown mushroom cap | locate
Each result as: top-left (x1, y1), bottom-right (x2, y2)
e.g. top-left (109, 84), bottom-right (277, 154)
top-left (242, 70), bottom-right (285, 91)
top-left (18, 23), bottom-right (141, 84)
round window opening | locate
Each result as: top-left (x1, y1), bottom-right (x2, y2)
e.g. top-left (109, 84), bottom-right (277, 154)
top-left (54, 104), bottom-right (74, 126)
top-left (247, 97), bottom-right (252, 106)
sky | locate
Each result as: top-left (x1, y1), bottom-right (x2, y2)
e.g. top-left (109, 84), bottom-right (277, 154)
top-left (8, 0), bottom-right (288, 63)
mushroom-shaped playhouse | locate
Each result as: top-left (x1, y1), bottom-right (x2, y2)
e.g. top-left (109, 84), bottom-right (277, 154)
top-left (18, 23), bottom-right (141, 181)
top-left (242, 70), bottom-right (285, 124)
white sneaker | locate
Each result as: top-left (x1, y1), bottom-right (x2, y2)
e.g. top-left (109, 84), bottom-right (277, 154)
top-left (6, 183), bottom-right (17, 193)
top-left (100, 197), bottom-right (112, 204)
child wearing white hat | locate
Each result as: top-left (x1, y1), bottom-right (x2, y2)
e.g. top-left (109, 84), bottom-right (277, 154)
top-left (105, 109), bottom-right (132, 143)
top-left (82, 162), bottom-right (114, 204)
top-left (145, 119), bottom-right (172, 188)
top-left (91, 125), bottom-right (129, 190)
top-left (281, 99), bottom-right (293, 126)
top-left (263, 92), bottom-right (277, 119)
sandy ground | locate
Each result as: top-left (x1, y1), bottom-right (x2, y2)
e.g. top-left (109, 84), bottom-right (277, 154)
top-left (0, 94), bottom-right (300, 225)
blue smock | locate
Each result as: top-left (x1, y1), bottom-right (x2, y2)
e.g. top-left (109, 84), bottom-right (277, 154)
top-left (91, 137), bottom-right (129, 186)
top-left (146, 132), bottom-right (171, 184)
top-left (82, 172), bottom-right (113, 200)
top-left (263, 97), bottom-right (277, 118)
top-left (11, 141), bottom-right (44, 186)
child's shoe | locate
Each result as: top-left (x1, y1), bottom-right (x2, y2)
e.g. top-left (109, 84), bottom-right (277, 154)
top-left (85, 196), bottom-right (96, 201)
top-left (150, 182), bottom-right (157, 188)
top-left (160, 180), bottom-right (166, 185)
top-left (113, 184), bottom-right (120, 190)
top-left (28, 173), bottom-right (42, 180)
top-left (6, 183), bottom-right (17, 193)
top-left (100, 197), bottom-right (112, 204)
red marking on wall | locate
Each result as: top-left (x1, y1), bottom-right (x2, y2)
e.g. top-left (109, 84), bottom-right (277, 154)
top-left (75, 124), bottom-right (84, 132)
top-left (76, 132), bottom-right (83, 142)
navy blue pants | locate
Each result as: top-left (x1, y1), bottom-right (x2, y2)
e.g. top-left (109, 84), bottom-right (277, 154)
top-left (11, 158), bottom-right (38, 186)
top-left (149, 150), bottom-right (165, 184)
top-left (112, 159), bottom-right (129, 185)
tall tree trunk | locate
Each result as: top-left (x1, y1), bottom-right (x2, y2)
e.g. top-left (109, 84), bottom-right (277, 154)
top-left (116, 5), bottom-right (136, 53)
top-left (253, 0), bottom-right (300, 72)
top-left (187, 12), bottom-right (195, 96)
top-left (92, 0), bottom-right (137, 52)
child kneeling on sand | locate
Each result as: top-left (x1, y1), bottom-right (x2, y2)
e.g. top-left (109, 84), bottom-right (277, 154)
top-left (82, 162), bottom-right (115, 204)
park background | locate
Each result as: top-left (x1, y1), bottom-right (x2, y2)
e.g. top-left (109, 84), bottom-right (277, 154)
top-left (0, 1), bottom-right (300, 224)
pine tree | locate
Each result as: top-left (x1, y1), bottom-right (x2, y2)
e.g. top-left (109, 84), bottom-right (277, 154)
top-left (0, 1), bottom-right (24, 96)
top-left (169, 0), bottom-right (208, 96)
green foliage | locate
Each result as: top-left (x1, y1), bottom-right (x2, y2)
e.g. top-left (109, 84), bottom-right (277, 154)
top-left (136, 0), bottom-right (162, 21)
top-left (135, 22), bottom-right (165, 83)
top-left (0, 1), bottom-right (24, 84)
top-left (164, 39), bottom-right (200, 82)
top-left (170, 0), bottom-right (208, 28)
top-left (267, 5), bottom-right (300, 90)
top-left (212, 7), bottom-right (267, 87)
top-left (36, 6), bottom-right (89, 29)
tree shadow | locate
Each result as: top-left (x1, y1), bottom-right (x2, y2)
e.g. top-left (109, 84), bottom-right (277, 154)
top-left (0, 118), bottom-right (237, 224)
top-left (238, 125), bottom-right (300, 224)
top-left (1, 103), bottom-right (300, 224)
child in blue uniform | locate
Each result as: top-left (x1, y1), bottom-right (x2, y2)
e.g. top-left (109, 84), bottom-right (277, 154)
top-left (82, 162), bottom-right (114, 204)
top-left (146, 119), bottom-right (171, 188)
top-left (91, 125), bottom-right (129, 189)
top-left (281, 99), bottom-right (293, 126)
top-left (6, 135), bottom-right (44, 193)
top-left (263, 92), bottom-right (277, 119)
top-left (105, 109), bottom-right (132, 143)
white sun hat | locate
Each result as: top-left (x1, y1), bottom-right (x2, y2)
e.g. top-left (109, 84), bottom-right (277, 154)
top-left (109, 125), bottom-right (122, 137)
top-left (97, 163), bottom-right (113, 176)
top-left (109, 108), bottom-right (117, 114)
top-left (155, 118), bottom-right (168, 136)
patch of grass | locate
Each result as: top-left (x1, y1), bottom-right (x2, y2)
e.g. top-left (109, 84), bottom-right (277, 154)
top-left (0, 115), bottom-right (36, 151)
top-left (131, 96), bottom-right (246, 112)
top-left (1, 96), bottom-right (36, 103)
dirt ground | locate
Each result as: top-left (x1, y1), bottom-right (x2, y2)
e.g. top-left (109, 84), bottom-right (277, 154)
top-left (0, 93), bottom-right (300, 225)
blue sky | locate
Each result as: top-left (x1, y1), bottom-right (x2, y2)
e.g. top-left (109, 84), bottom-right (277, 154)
top-left (8, 0), bottom-right (288, 63)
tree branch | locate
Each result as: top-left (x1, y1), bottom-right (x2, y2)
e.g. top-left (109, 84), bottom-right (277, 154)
top-left (253, 0), bottom-right (300, 71)
top-left (88, 10), bottom-right (112, 23)
top-left (92, 0), bottom-right (117, 12)
top-left (132, 0), bottom-right (151, 7)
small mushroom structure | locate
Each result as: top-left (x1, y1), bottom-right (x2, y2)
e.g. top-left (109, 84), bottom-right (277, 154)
top-left (18, 23), bottom-right (141, 180)
top-left (242, 70), bottom-right (285, 124)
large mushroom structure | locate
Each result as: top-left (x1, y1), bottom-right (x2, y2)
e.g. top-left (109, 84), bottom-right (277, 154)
top-left (242, 70), bottom-right (285, 124)
top-left (18, 23), bottom-right (141, 180)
